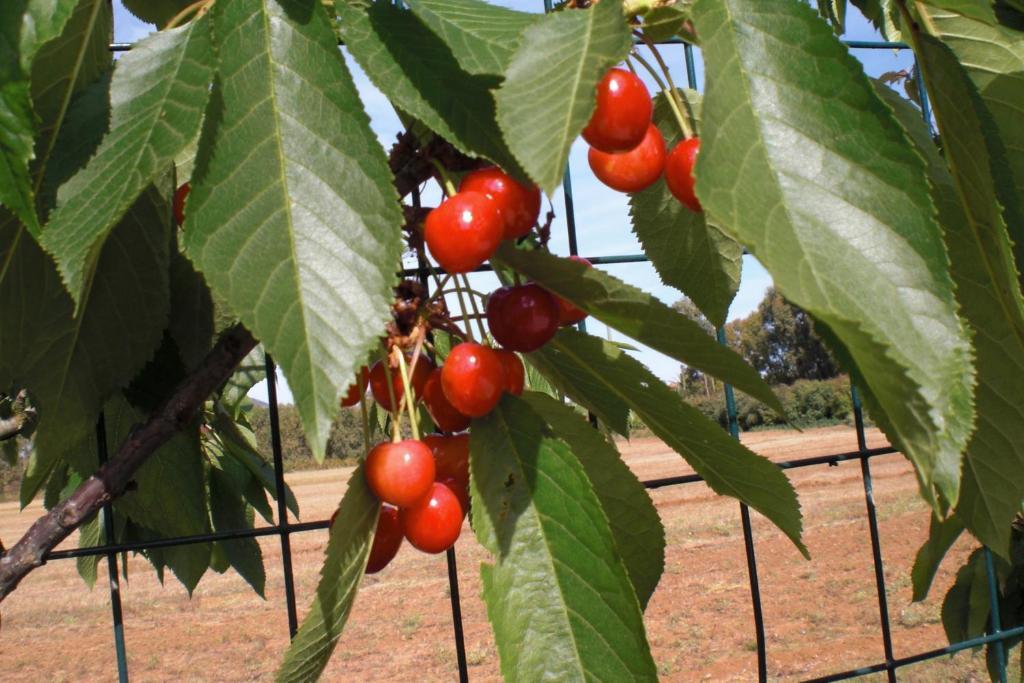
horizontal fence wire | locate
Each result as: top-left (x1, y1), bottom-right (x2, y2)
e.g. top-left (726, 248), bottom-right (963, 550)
top-left (43, 21), bottom-right (1007, 683)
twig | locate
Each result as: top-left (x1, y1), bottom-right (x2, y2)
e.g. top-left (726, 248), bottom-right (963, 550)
top-left (0, 323), bottom-right (257, 603)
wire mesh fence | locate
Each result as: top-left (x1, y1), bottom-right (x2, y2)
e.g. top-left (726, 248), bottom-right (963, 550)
top-left (23, 5), bottom-right (1023, 682)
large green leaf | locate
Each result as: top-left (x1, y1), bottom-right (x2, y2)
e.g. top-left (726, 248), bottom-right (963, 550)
top-left (0, 0), bottom-right (78, 233)
top-left (210, 466), bottom-right (266, 597)
top-left (628, 89), bottom-right (742, 328)
top-left (185, 0), bottom-right (403, 460)
top-left (691, 0), bottom-right (975, 510)
top-left (916, 0), bottom-right (1001, 24)
top-left (911, 513), bottom-right (965, 601)
top-left (168, 242), bottom-right (215, 373)
top-left (495, 243), bottom-right (783, 416)
top-left (916, 3), bottom-right (1024, 270)
top-left (495, 0), bottom-right (633, 193)
top-left (2, 188), bottom-right (171, 505)
top-left (41, 15), bottom-right (213, 308)
top-left (891, 33), bottom-right (1024, 555)
top-left (520, 391), bottom-right (664, 608)
top-left (336, 1), bottom-right (525, 179)
top-left (404, 0), bottom-right (537, 76)
top-left (470, 395), bottom-right (658, 681)
top-left (276, 467), bottom-right (379, 683)
top-left (531, 329), bottom-right (806, 554)
top-left (29, 0), bottom-right (111, 218)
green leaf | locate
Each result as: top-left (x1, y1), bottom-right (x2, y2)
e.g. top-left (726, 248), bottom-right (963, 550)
top-left (404, 0), bottom-right (538, 76)
top-left (220, 346), bottom-right (266, 412)
top-left (817, 0), bottom-right (848, 32)
top-left (892, 31), bottom-right (1024, 555)
top-left (942, 548), bottom-right (993, 643)
top-left (495, 0), bottom-right (633, 193)
top-left (691, 0), bottom-right (975, 510)
top-left (628, 89), bottom-right (742, 328)
top-left (916, 0), bottom-right (1001, 24)
top-left (495, 243), bottom-right (782, 416)
top-left (911, 513), bottom-right (965, 601)
top-left (520, 391), bottom-right (665, 608)
top-left (76, 511), bottom-right (102, 589)
top-left (214, 408), bottom-right (300, 519)
top-left (41, 15), bottom-right (213, 309)
top-left (121, 0), bottom-right (193, 26)
top-left (185, 0), bottom-right (403, 461)
top-left (276, 466), bottom-right (379, 683)
top-left (0, 0), bottom-right (78, 232)
top-left (336, 1), bottom-right (526, 179)
top-left (469, 395), bottom-right (658, 681)
top-left (642, 4), bottom-right (695, 43)
top-left (2, 188), bottom-right (170, 506)
top-left (916, 3), bottom-right (1024, 272)
top-left (29, 0), bottom-right (112, 218)
top-left (530, 328), bottom-right (806, 555)
top-left (210, 467), bottom-right (266, 597)
top-left (168, 243), bottom-right (215, 373)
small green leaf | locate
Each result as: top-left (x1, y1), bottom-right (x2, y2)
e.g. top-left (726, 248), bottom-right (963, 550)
top-left (214, 408), bottom-right (300, 519)
top-left (470, 395), bottom-right (658, 681)
top-left (276, 466), bottom-right (379, 683)
top-left (942, 549), bottom-right (993, 643)
top-left (495, 243), bottom-right (782, 416)
top-left (121, 0), bottom-right (194, 26)
top-left (911, 513), bottom-right (965, 601)
top-left (41, 15), bottom-right (213, 309)
top-left (76, 512), bottom-right (102, 589)
top-left (495, 0), bottom-right (633, 193)
top-left (337, 1), bottom-right (526, 178)
top-left (521, 391), bottom-right (665, 608)
top-left (642, 4), bottom-right (695, 42)
top-left (186, 0), bottom-right (403, 460)
top-left (628, 89), bottom-right (742, 328)
top-left (531, 329), bottom-right (806, 555)
top-left (210, 467), bottom-right (267, 597)
top-left (692, 0), bottom-right (975, 510)
top-left (404, 0), bottom-right (538, 75)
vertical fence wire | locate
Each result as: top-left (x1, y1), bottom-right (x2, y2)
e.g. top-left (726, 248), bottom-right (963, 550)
top-left (264, 355), bottom-right (300, 638)
top-left (97, 413), bottom-right (130, 683)
top-left (985, 548), bottom-right (1009, 683)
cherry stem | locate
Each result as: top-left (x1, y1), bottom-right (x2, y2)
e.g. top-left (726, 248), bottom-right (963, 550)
top-left (395, 351), bottom-right (421, 441)
top-left (427, 273), bottom-right (454, 303)
top-left (164, 0), bottom-right (209, 29)
top-left (635, 32), bottom-right (696, 139)
top-left (359, 388), bottom-right (371, 452)
top-left (379, 344), bottom-right (402, 442)
top-left (630, 50), bottom-right (693, 139)
top-left (460, 274), bottom-right (489, 341)
top-left (429, 158), bottom-right (458, 198)
top-left (451, 275), bottom-right (477, 343)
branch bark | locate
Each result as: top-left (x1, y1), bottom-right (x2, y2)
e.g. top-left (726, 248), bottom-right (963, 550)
top-left (0, 323), bottom-right (256, 603)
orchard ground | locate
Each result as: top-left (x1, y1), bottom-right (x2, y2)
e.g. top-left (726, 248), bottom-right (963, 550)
top-left (2, 426), bottom-right (1018, 682)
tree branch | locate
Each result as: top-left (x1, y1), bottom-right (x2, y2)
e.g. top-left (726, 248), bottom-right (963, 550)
top-left (0, 323), bottom-right (257, 603)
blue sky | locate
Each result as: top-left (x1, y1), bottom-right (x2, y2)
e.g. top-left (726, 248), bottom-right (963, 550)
top-left (111, 2), bottom-right (917, 400)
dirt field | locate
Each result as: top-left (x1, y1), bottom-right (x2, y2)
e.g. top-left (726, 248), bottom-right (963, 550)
top-left (1, 426), bottom-right (1017, 681)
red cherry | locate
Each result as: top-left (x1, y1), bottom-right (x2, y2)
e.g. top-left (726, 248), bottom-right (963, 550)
top-left (498, 350), bottom-right (524, 396)
top-left (665, 137), bottom-right (702, 212)
top-left (365, 440), bottom-right (435, 507)
top-left (441, 342), bottom-right (505, 418)
top-left (582, 68), bottom-right (653, 153)
top-left (439, 476), bottom-right (470, 515)
top-left (486, 284), bottom-right (560, 352)
top-left (423, 433), bottom-right (470, 490)
top-left (365, 505), bottom-right (403, 574)
top-left (400, 482), bottom-right (464, 554)
top-left (554, 256), bottom-right (592, 326)
top-left (588, 123), bottom-right (666, 193)
top-left (460, 167), bottom-right (541, 240)
top-left (422, 368), bottom-right (471, 433)
top-left (424, 191), bottom-right (503, 274)
top-left (173, 182), bottom-right (190, 226)
top-left (340, 366), bottom-right (370, 408)
top-left (369, 355), bottom-right (434, 412)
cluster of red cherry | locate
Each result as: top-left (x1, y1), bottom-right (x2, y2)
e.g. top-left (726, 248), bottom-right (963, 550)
top-left (585, 67), bottom-right (702, 212)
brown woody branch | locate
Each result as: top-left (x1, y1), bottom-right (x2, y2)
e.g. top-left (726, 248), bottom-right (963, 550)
top-left (0, 324), bottom-right (256, 603)
top-left (0, 390), bottom-right (36, 442)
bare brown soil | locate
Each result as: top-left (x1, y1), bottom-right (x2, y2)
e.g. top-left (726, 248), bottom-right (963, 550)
top-left (0, 426), bottom-right (1016, 681)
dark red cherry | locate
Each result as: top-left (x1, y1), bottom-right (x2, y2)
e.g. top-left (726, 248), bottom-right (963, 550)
top-left (424, 191), bottom-right (503, 274)
top-left (460, 167), bottom-right (542, 240)
top-left (369, 355), bottom-right (434, 412)
top-left (365, 505), bottom-right (403, 574)
top-left (423, 433), bottom-right (470, 490)
top-left (365, 440), bottom-right (436, 508)
top-left (554, 256), bottom-right (592, 326)
top-left (665, 137), bottom-right (702, 212)
top-left (340, 366), bottom-right (370, 408)
top-left (422, 368), bottom-right (471, 433)
top-left (582, 68), bottom-right (653, 153)
top-left (400, 482), bottom-right (465, 554)
top-left (486, 284), bottom-right (560, 353)
top-left (588, 123), bottom-right (666, 193)
top-left (440, 342), bottom-right (505, 418)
